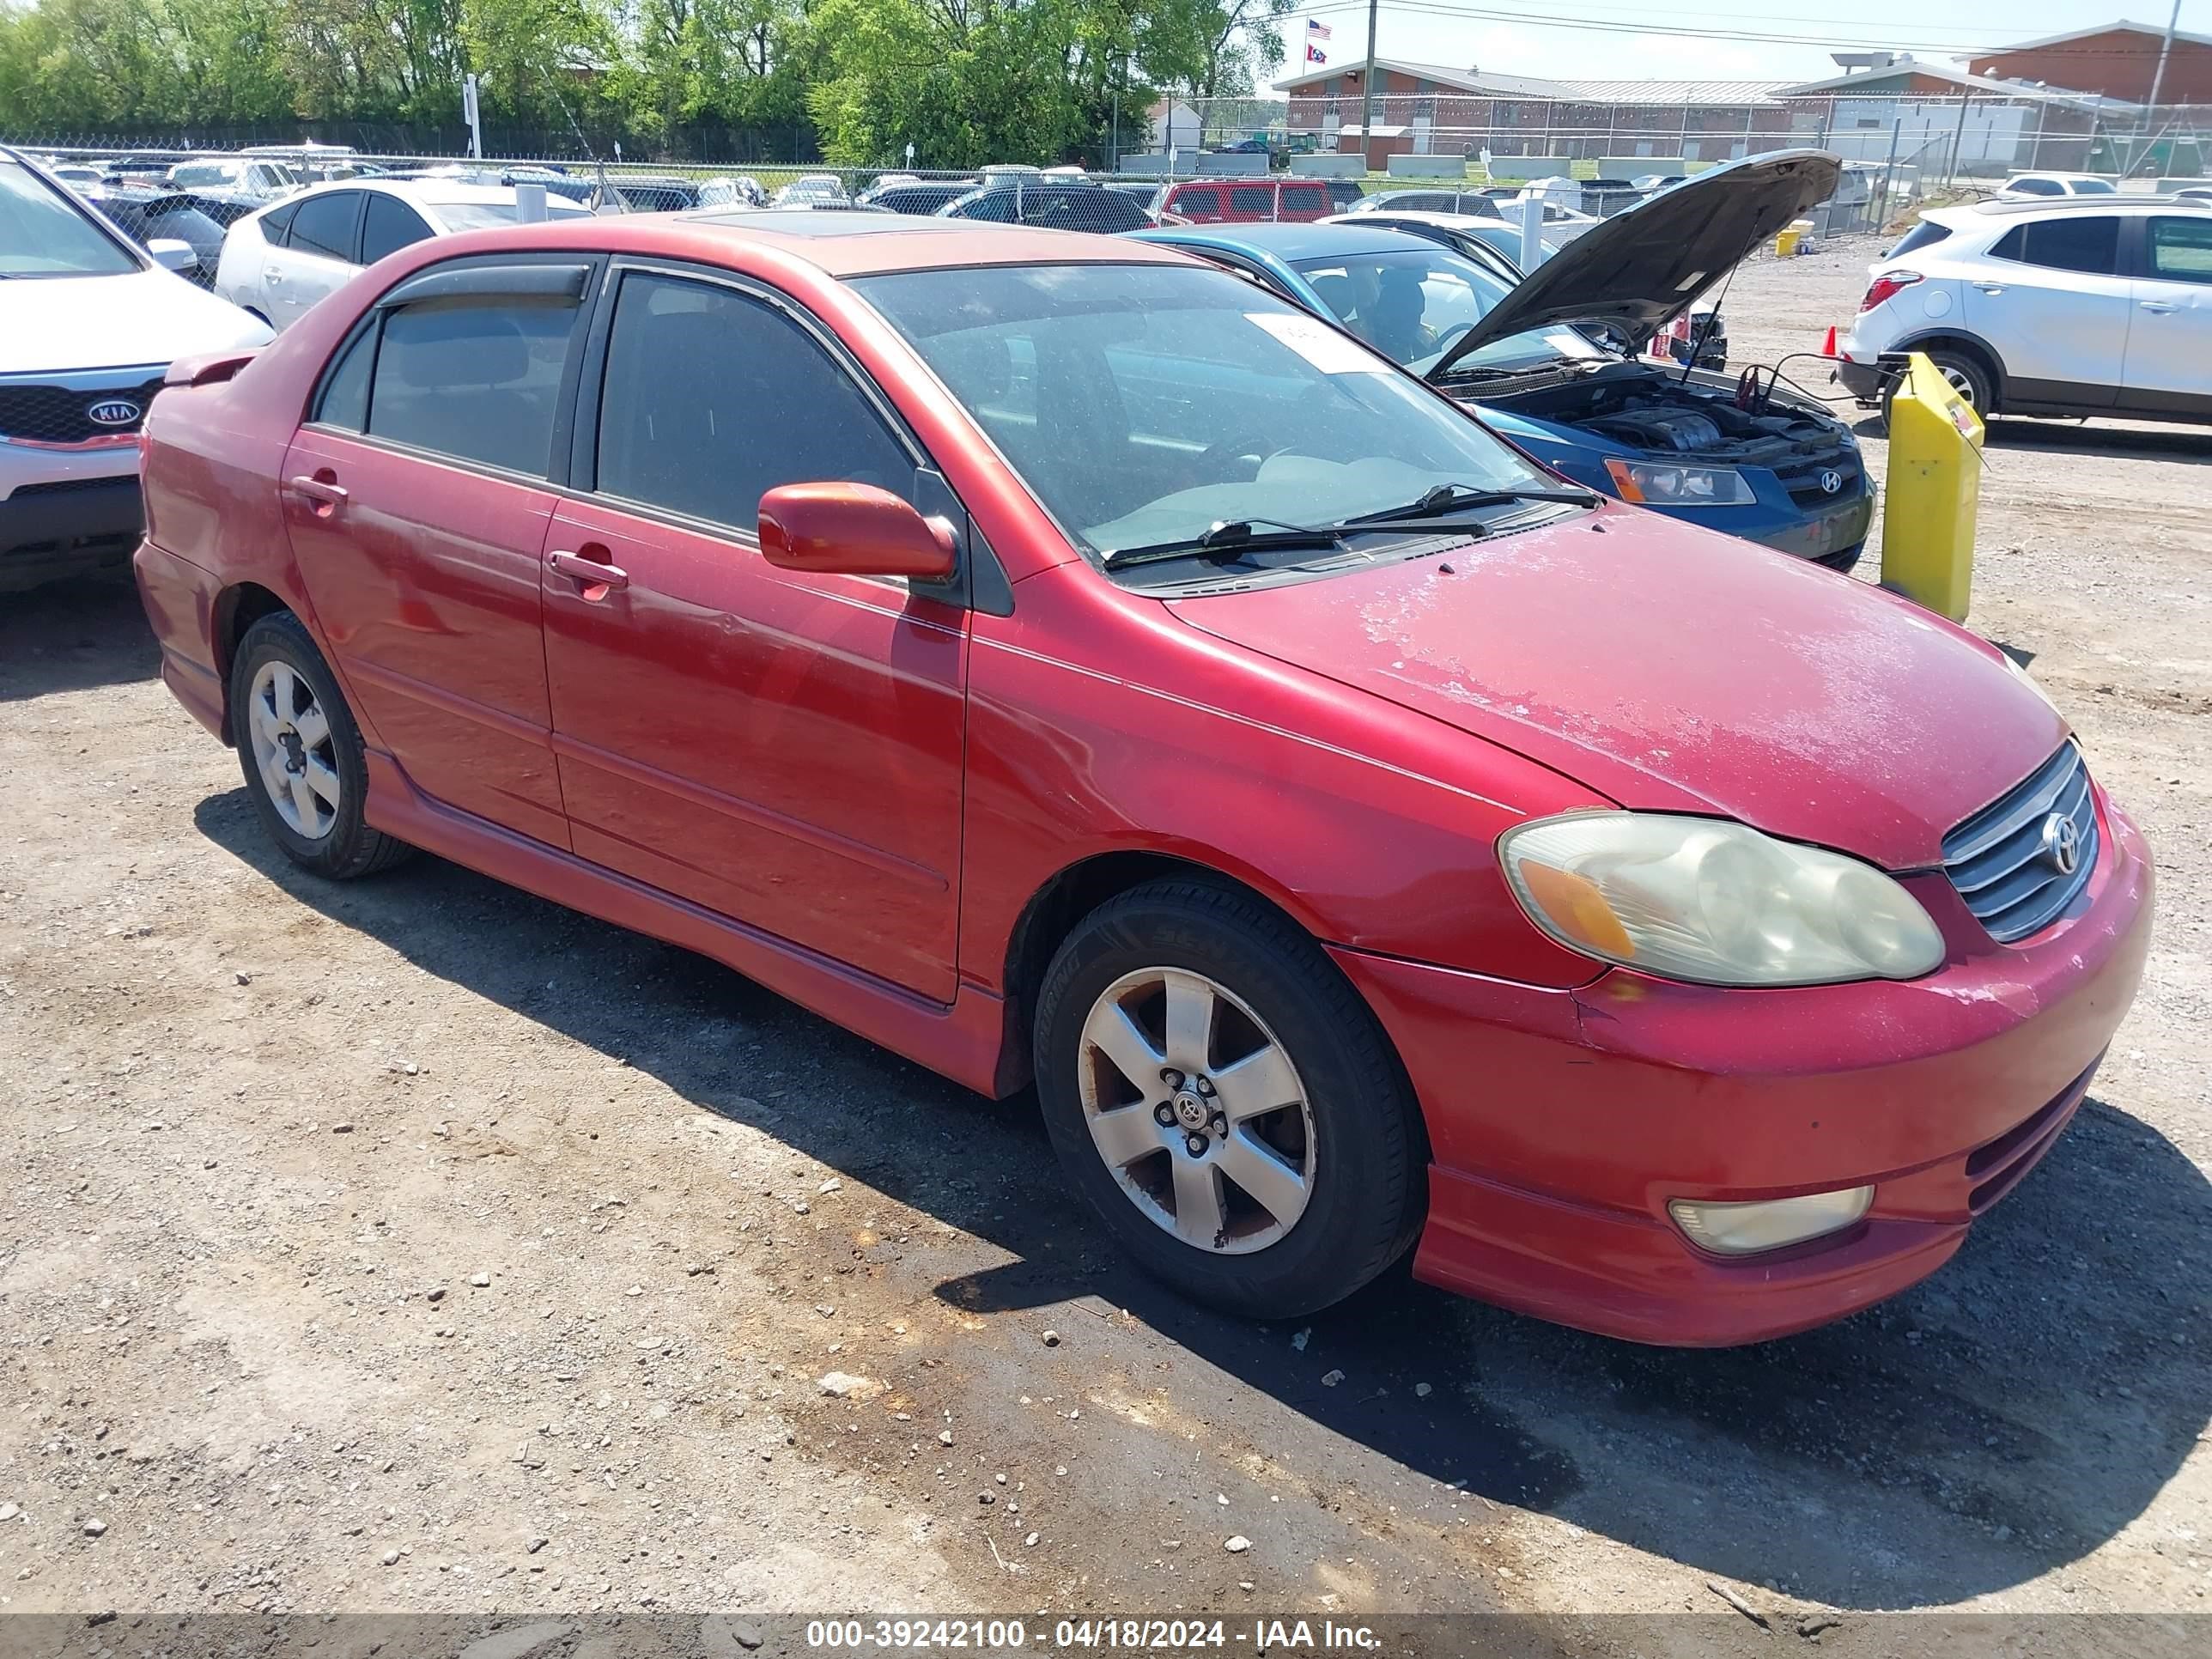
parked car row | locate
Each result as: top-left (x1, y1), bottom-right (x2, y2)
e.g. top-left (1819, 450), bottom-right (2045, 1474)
top-left (119, 160), bottom-right (2151, 1349)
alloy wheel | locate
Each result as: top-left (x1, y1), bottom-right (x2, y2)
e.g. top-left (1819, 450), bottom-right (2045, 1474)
top-left (246, 659), bottom-right (341, 840)
top-left (1076, 967), bottom-right (1316, 1254)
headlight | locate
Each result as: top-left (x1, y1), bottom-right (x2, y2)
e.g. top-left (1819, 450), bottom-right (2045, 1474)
top-left (1499, 812), bottom-right (1946, 987)
top-left (1603, 458), bottom-right (1755, 507)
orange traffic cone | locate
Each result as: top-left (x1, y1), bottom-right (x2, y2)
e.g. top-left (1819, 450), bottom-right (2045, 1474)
top-left (1820, 325), bottom-right (1838, 358)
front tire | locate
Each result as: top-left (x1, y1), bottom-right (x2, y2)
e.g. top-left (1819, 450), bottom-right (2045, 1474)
top-left (1032, 879), bottom-right (1425, 1319)
top-left (230, 612), bottom-right (412, 879)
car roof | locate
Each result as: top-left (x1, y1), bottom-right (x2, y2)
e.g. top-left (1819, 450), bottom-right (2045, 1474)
top-left (421, 209), bottom-right (1200, 277)
top-left (1143, 219), bottom-right (1446, 261)
top-left (1965, 193), bottom-right (2211, 216)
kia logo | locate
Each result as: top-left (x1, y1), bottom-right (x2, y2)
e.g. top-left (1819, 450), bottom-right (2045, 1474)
top-left (2039, 812), bottom-right (2081, 877)
top-left (86, 398), bottom-right (142, 427)
top-left (1819, 469), bottom-right (1844, 495)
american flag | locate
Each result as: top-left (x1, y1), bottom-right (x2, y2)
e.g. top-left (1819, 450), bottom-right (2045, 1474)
top-left (1308, 19), bottom-right (1333, 40)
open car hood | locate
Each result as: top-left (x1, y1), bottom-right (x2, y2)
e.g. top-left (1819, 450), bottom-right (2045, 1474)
top-left (1429, 149), bottom-right (1841, 380)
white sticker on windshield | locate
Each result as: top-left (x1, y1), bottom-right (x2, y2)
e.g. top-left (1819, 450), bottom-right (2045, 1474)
top-left (1244, 311), bottom-right (1389, 374)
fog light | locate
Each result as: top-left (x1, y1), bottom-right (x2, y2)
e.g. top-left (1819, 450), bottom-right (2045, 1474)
top-left (1668, 1187), bottom-right (1873, 1255)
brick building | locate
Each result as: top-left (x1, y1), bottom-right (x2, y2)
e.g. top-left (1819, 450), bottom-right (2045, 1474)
top-left (1273, 57), bottom-right (1794, 167)
top-left (1968, 20), bottom-right (2212, 103)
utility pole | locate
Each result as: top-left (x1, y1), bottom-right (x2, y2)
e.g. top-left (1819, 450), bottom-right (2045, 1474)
top-left (1359, 0), bottom-right (1379, 174)
top-left (2148, 0), bottom-right (2184, 112)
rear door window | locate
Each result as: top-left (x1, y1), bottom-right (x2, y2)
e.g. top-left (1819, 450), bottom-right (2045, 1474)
top-left (260, 199), bottom-right (301, 243)
top-left (1229, 185), bottom-right (1273, 217)
top-left (366, 289), bottom-right (586, 476)
top-left (287, 191), bottom-right (362, 262)
top-left (1990, 216), bottom-right (2119, 275)
top-left (361, 194), bottom-right (434, 264)
top-left (1173, 185), bottom-right (1222, 218)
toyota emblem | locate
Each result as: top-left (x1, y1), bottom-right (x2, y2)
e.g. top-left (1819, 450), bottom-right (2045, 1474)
top-left (2039, 812), bottom-right (2081, 877)
top-left (86, 398), bottom-right (143, 427)
top-left (1818, 469), bottom-right (1844, 495)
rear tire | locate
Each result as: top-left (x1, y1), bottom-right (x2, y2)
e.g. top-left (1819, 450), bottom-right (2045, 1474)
top-left (1883, 345), bottom-right (1993, 427)
top-left (1032, 878), bottom-right (1425, 1319)
top-left (230, 612), bottom-right (413, 880)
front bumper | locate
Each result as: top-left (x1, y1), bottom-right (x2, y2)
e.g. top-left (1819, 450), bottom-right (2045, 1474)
top-left (0, 464), bottom-right (143, 592)
top-left (1332, 787), bottom-right (2154, 1346)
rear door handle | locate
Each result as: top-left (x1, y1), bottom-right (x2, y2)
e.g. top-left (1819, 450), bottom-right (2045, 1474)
top-left (547, 548), bottom-right (629, 591)
top-left (2140, 300), bottom-right (2178, 313)
top-left (287, 474), bottom-right (347, 506)
top-left (1972, 283), bottom-right (2006, 294)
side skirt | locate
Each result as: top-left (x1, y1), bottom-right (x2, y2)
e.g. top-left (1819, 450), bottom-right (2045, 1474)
top-left (361, 750), bottom-right (1016, 1098)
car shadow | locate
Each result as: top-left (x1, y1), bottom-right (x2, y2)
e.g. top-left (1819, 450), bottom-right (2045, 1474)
top-left (1985, 419), bottom-right (2212, 466)
top-left (1850, 408), bottom-right (2212, 465)
top-left (191, 793), bottom-right (2212, 1611)
top-left (0, 573), bottom-right (157, 703)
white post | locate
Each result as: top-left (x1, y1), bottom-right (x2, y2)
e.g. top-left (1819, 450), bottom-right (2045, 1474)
top-left (514, 181), bottom-right (547, 222)
top-left (905, 143), bottom-right (916, 169)
top-left (463, 73), bottom-right (483, 160)
top-left (1516, 194), bottom-right (1543, 270)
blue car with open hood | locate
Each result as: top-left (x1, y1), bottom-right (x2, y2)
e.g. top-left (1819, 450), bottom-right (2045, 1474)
top-left (1133, 150), bottom-right (1873, 571)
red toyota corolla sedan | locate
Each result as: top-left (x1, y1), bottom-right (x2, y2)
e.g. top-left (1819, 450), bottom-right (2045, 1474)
top-left (133, 211), bottom-right (2152, 1346)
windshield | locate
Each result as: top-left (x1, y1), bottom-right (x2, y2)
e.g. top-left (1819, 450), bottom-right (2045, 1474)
top-left (854, 263), bottom-right (1558, 563)
top-left (0, 159), bottom-right (139, 276)
top-left (430, 200), bottom-right (588, 230)
top-left (171, 163), bottom-right (235, 187)
top-left (1290, 248), bottom-right (1605, 374)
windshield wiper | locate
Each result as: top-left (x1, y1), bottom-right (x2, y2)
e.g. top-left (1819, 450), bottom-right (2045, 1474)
top-left (1340, 481), bottom-right (1599, 528)
top-left (1101, 516), bottom-right (1347, 572)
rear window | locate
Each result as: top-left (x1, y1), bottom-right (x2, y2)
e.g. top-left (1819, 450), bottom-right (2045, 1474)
top-left (2070, 179), bottom-right (2118, 195)
top-left (1280, 185), bottom-right (1326, 211)
top-left (1988, 216), bottom-right (2119, 276)
top-left (288, 191), bottom-right (360, 261)
top-left (1886, 220), bottom-right (1952, 258)
top-left (1229, 185), bottom-right (1272, 215)
top-left (2008, 178), bottom-right (2063, 197)
top-left (366, 293), bottom-right (585, 476)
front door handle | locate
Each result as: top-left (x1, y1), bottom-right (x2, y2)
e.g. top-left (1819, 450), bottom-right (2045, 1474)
top-left (547, 548), bottom-right (629, 592)
top-left (2140, 300), bottom-right (2178, 313)
top-left (1972, 283), bottom-right (2005, 294)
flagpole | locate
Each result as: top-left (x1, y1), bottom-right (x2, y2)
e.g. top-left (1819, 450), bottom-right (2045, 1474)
top-left (1360, 0), bottom-right (1379, 174)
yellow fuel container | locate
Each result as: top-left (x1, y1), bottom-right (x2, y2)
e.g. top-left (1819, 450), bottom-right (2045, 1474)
top-left (1880, 350), bottom-right (1984, 623)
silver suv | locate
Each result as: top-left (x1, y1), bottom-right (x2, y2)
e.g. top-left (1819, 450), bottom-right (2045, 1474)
top-left (1834, 195), bottom-right (2212, 423)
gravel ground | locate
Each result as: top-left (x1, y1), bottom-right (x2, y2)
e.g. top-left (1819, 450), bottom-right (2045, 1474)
top-left (0, 240), bottom-right (2207, 1641)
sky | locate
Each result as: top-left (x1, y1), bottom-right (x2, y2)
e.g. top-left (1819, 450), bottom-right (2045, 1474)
top-left (1264, 3), bottom-right (2185, 91)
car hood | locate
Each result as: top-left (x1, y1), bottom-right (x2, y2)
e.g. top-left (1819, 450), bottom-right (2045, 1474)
top-left (1166, 509), bottom-right (2065, 870)
top-left (0, 268), bottom-right (270, 374)
top-left (1431, 149), bottom-right (1842, 379)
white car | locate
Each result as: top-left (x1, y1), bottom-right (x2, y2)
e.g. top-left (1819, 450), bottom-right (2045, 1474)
top-left (215, 179), bottom-right (589, 331)
top-left (1835, 195), bottom-right (2212, 423)
top-left (1995, 172), bottom-right (2120, 200)
top-left (167, 157), bottom-right (300, 204)
top-left (1, 147), bottom-right (270, 592)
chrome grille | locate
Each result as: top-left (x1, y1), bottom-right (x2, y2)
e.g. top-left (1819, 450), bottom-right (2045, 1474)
top-left (1942, 743), bottom-right (2098, 943)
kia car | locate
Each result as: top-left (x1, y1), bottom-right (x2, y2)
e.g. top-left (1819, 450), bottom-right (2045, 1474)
top-left (1, 146), bottom-right (270, 592)
top-left (133, 210), bottom-right (2151, 1346)
top-left (1140, 154), bottom-right (1868, 568)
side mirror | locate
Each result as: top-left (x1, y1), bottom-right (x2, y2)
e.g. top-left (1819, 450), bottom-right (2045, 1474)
top-left (758, 483), bottom-right (957, 582)
top-left (148, 237), bottom-right (198, 273)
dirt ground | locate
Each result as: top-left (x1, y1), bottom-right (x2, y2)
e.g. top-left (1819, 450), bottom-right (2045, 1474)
top-left (2, 239), bottom-right (2208, 1644)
